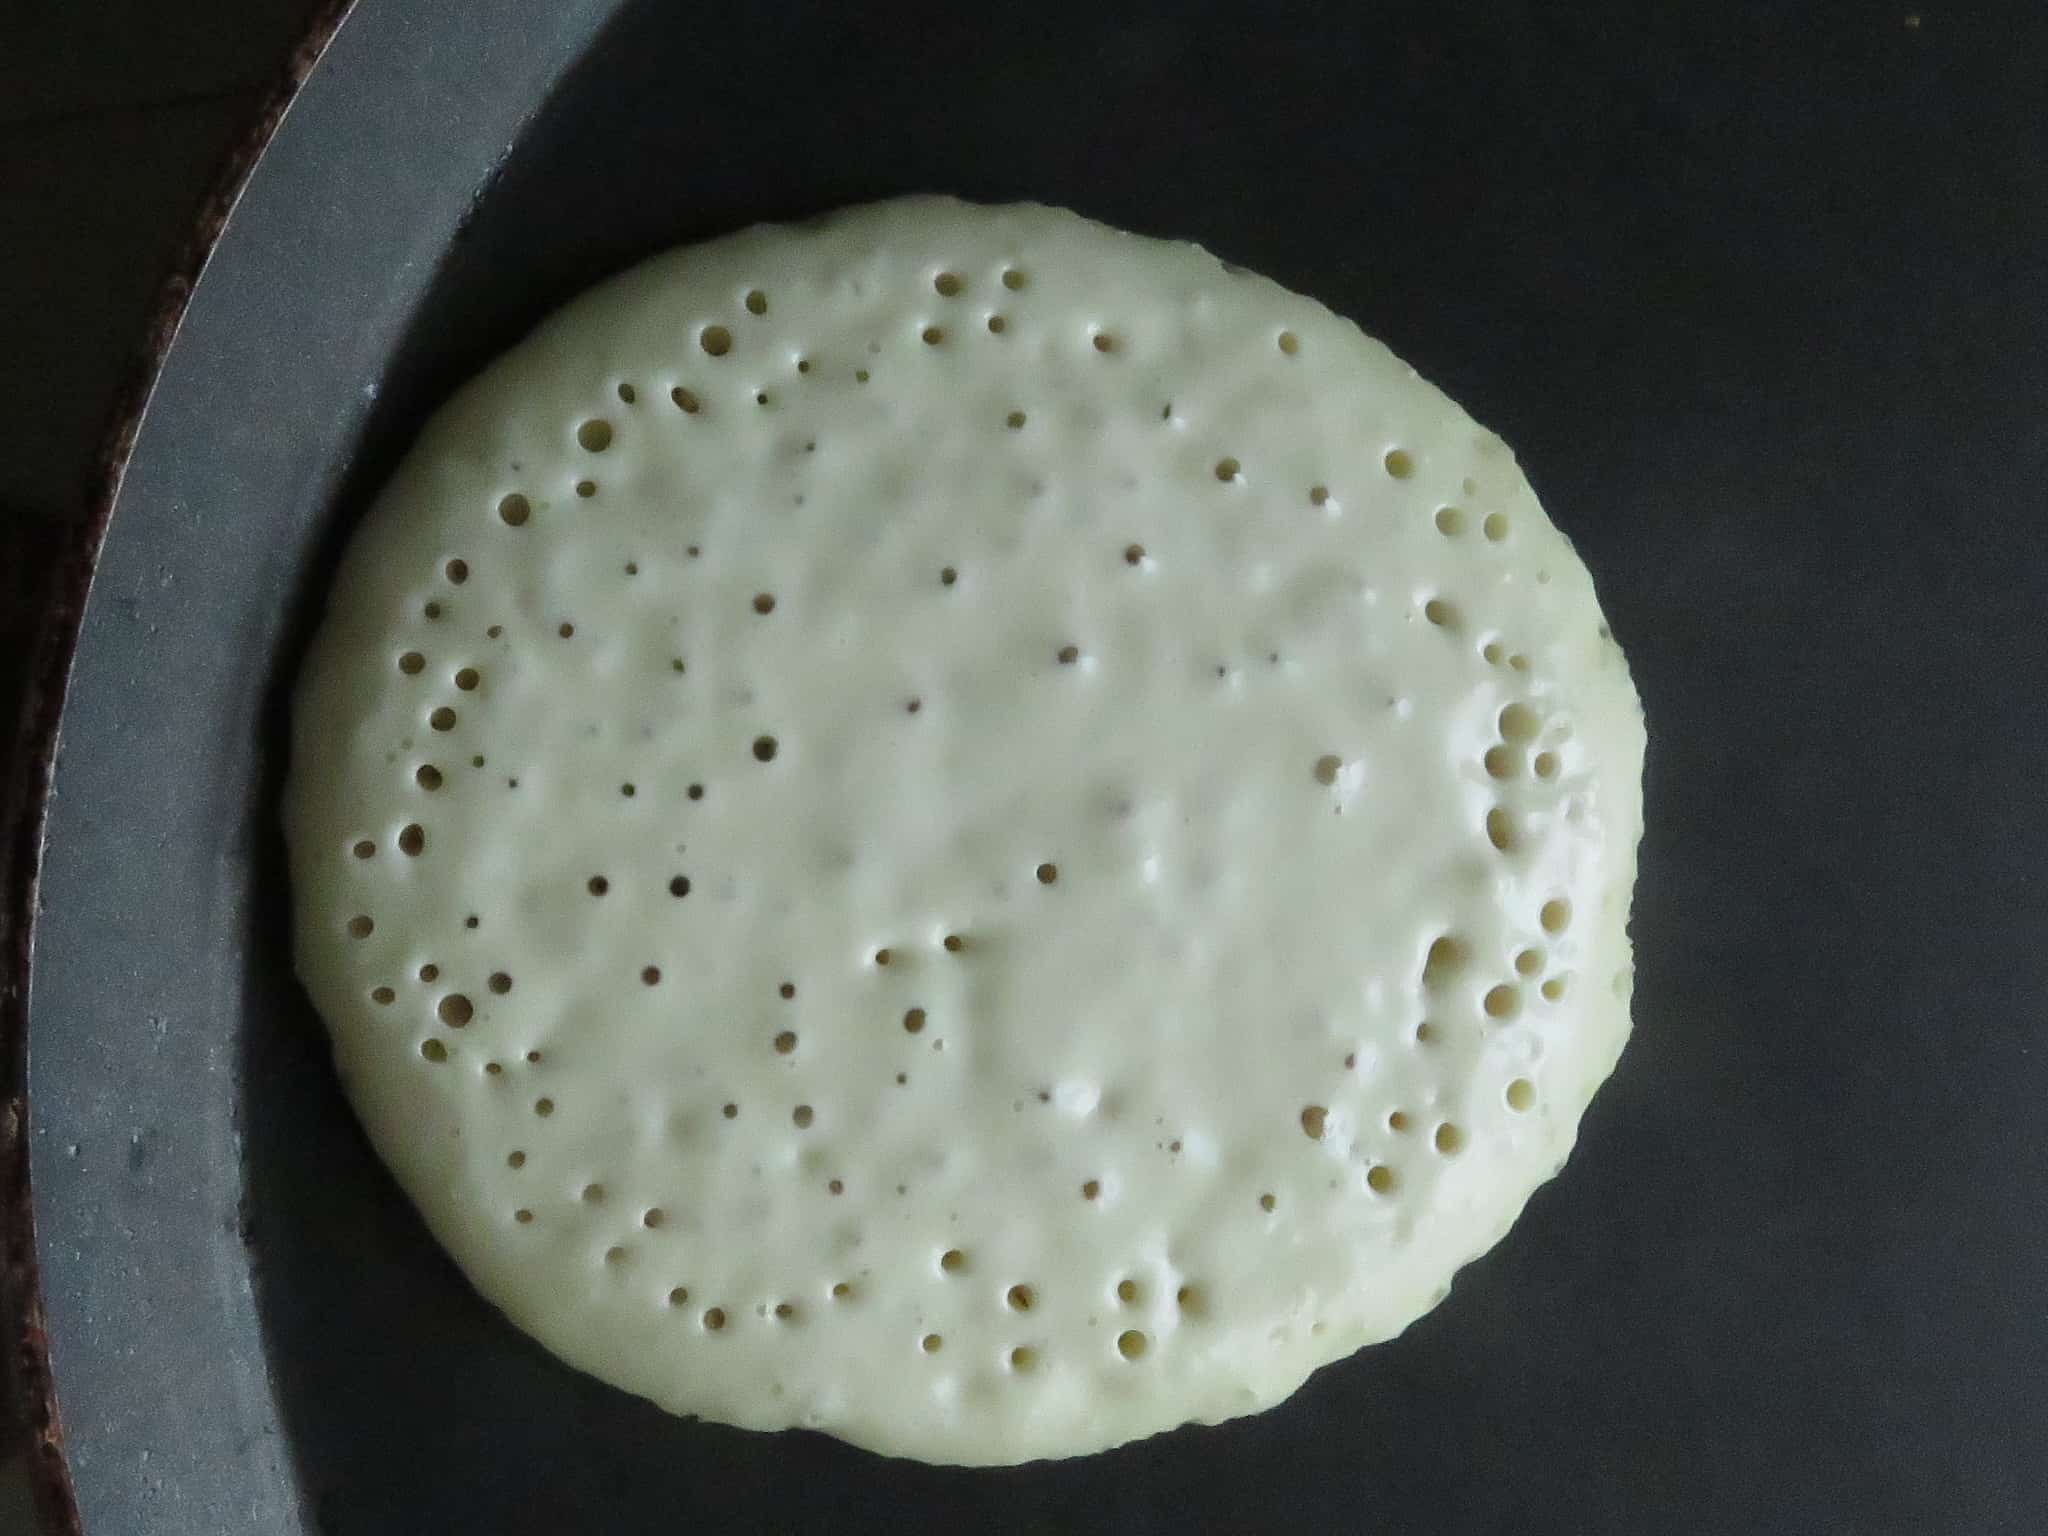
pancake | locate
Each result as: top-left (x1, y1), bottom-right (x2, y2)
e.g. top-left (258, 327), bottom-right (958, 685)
top-left (285, 197), bottom-right (1645, 1464)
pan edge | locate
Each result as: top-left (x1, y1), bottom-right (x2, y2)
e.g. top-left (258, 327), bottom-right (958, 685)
top-left (0, 3), bottom-right (361, 1527)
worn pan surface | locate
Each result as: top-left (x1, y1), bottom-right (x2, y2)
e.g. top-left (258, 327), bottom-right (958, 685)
top-left (10, 1), bottom-right (2048, 1531)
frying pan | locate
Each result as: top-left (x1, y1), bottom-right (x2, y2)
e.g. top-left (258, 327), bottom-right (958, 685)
top-left (8, 1), bottom-right (2048, 1531)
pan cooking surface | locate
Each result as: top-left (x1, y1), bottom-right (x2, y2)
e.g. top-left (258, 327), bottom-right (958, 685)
top-left (21, 1), bottom-right (2048, 1531)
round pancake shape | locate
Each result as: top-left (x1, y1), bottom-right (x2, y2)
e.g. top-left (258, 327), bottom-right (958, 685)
top-left (285, 197), bottom-right (1645, 1465)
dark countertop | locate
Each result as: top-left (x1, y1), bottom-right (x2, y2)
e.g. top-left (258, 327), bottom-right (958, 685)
top-left (0, 0), bottom-right (325, 739)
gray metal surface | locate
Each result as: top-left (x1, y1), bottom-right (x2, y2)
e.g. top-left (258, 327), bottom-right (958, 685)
top-left (23, 5), bottom-right (616, 1529)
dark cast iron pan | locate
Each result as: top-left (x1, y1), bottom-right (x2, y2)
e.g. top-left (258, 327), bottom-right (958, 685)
top-left (8, 2), bottom-right (2048, 1531)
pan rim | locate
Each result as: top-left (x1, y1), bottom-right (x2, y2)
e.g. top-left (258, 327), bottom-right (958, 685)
top-left (0, 3), bottom-right (361, 1527)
